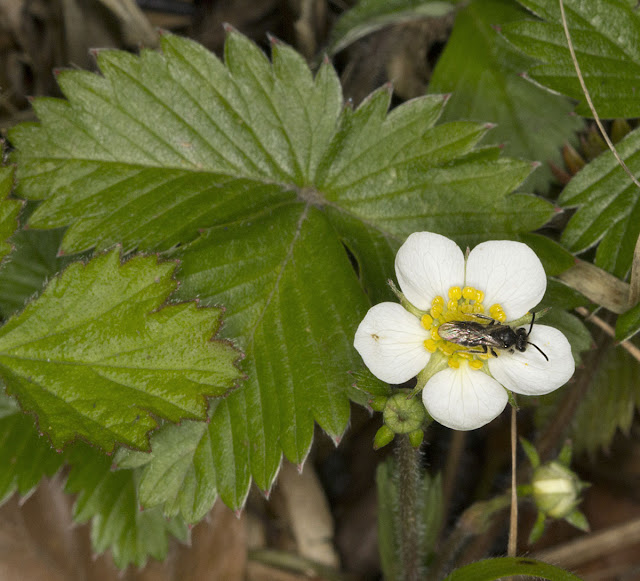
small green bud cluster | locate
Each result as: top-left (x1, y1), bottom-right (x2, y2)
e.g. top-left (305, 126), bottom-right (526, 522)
top-left (371, 390), bottom-right (426, 449)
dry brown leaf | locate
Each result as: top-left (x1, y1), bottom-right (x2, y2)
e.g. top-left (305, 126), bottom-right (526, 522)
top-left (275, 461), bottom-right (339, 569)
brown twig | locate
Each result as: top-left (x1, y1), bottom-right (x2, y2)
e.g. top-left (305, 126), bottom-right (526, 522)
top-left (507, 406), bottom-right (518, 558)
top-left (575, 306), bottom-right (640, 363)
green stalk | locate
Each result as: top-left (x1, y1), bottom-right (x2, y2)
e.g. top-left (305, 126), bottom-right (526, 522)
top-left (395, 434), bottom-right (423, 581)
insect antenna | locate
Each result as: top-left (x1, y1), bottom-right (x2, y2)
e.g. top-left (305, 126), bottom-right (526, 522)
top-left (527, 341), bottom-right (549, 362)
top-left (527, 311), bottom-right (536, 335)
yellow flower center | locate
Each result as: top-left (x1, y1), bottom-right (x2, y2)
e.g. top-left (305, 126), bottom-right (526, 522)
top-left (421, 285), bottom-right (506, 370)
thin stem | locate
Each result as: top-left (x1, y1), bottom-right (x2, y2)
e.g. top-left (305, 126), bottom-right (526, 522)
top-left (395, 434), bottom-right (423, 581)
top-left (507, 406), bottom-right (518, 558)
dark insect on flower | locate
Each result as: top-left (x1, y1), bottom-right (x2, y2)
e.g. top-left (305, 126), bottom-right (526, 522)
top-left (437, 313), bottom-right (549, 361)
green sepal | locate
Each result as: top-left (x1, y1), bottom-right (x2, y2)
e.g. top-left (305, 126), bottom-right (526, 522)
top-left (557, 440), bottom-right (573, 467)
top-left (564, 509), bottom-right (590, 533)
top-left (528, 510), bottom-right (547, 545)
top-left (409, 429), bottom-right (424, 449)
top-left (519, 437), bottom-right (541, 469)
top-left (374, 425), bottom-right (395, 450)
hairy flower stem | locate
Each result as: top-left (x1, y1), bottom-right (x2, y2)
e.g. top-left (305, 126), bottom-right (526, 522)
top-left (395, 434), bottom-right (423, 581)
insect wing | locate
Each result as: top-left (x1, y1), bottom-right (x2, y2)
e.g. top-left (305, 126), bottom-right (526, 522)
top-left (437, 322), bottom-right (504, 348)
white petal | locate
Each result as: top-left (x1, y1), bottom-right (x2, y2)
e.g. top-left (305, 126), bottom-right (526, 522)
top-left (465, 240), bottom-right (546, 320)
top-left (422, 364), bottom-right (509, 430)
top-left (354, 303), bottom-right (430, 384)
top-left (488, 325), bottom-right (575, 396)
top-left (395, 232), bottom-right (465, 311)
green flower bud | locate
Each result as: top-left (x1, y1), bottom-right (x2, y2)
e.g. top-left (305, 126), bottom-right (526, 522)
top-left (382, 391), bottom-right (426, 434)
top-left (532, 461), bottom-right (585, 519)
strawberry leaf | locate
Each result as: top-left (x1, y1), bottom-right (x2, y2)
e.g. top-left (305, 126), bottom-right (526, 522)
top-left (0, 249), bottom-right (242, 452)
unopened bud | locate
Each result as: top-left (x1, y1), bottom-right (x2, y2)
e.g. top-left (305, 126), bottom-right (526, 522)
top-left (532, 461), bottom-right (585, 519)
top-left (383, 391), bottom-right (426, 434)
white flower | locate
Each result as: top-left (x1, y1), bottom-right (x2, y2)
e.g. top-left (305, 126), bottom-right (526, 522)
top-left (354, 232), bottom-right (575, 431)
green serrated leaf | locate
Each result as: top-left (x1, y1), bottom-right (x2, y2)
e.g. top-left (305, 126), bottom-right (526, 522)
top-left (558, 126), bottom-right (640, 278)
top-left (0, 167), bottom-right (23, 263)
top-left (65, 443), bottom-right (188, 569)
top-left (0, 393), bottom-right (64, 505)
top-left (0, 248), bottom-right (242, 452)
top-left (429, 0), bottom-right (584, 193)
top-left (504, 0), bottom-right (640, 118)
top-left (616, 300), bottom-right (640, 341)
top-left (114, 417), bottom-right (216, 523)
top-left (328, 0), bottom-right (458, 55)
top-left (444, 556), bottom-right (584, 581)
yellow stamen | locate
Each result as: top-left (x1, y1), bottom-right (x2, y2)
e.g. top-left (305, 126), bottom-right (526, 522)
top-left (431, 328), bottom-right (440, 341)
top-left (475, 290), bottom-right (484, 303)
top-left (421, 314), bottom-right (433, 329)
top-left (431, 295), bottom-right (444, 318)
top-left (462, 286), bottom-right (476, 300)
top-left (489, 303), bottom-right (506, 322)
top-left (447, 299), bottom-right (458, 312)
top-left (424, 339), bottom-right (437, 353)
top-left (448, 286), bottom-right (462, 300)
top-left (448, 357), bottom-right (460, 369)
top-left (469, 359), bottom-right (484, 370)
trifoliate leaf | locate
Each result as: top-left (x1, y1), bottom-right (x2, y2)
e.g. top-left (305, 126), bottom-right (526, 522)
top-left (10, 30), bottom-right (556, 506)
top-left (428, 0), bottom-right (584, 192)
top-left (0, 248), bottom-right (242, 452)
top-left (64, 444), bottom-right (188, 569)
top-left (558, 126), bottom-right (640, 279)
top-left (114, 416), bottom-right (215, 524)
top-left (0, 393), bottom-right (64, 505)
top-left (328, 0), bottom-right (458, 55)
top-left (503, 0), bottom-right (640, 118)
top-left (0, 168), bottom-right (23, 263)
